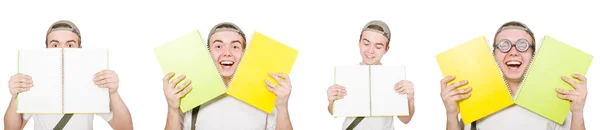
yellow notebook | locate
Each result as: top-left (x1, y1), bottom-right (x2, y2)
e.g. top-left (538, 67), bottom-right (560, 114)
top-left (154, 30), bottom-right (227, 113)
top-left (515, 36), bottom-right (593, 124)
top-left (226, 32), bottom-right (299, 114)
top-left (435, 36), bottom-right (514, 125)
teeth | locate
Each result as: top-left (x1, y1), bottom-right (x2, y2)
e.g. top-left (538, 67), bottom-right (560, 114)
top-left (507, 61), bottom-right (521, 66)
top-left (221, 61), bottom-right (233, 65)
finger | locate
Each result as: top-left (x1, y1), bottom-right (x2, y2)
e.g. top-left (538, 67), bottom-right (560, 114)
top-left (175, 85), bottom-right (193, 98)
top-left (395, 83), bottom-right (402, 90)
top-left (446, 87), bottom-right (472, 97)
top-left (556, 88), bottom-right (578, 96)
top-left (265, 80), bottom-right (277, 92)
top-left (162, 72), bottom-right (176, 86)
top-left (440, 76), bottom-right (456, 88)
top-left (444, 80), bottom-right (468, 93)
top-left (449, 93), bottom-right (471, 101)
top-left (168, 74), bottom-right (187, 88)
top-left (276, 73), bottom-right (291, 83)
top-left (174, 80), bottom-right (192, 94)
top-left (557, 94), bottom-right (575, 101)
top-left (269, 73), bottom-right (286, 86)
top-left (562, 75), bottom-right (579, 87)
top-left (572, 74), bottom-right (587, 85)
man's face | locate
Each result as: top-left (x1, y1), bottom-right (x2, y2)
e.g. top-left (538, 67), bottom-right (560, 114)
top-left (208, 31), bottom-right (245, 78)
top-left (493, 29), bottom-right (535, 82)
top-left (359, 31), bottom-right (389, 65)
top-left (46, 30), bottom-right (81, 48)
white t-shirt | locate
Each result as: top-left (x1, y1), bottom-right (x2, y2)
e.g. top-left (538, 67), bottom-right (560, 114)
top-left (462, 105), bottom-right (572, 130)
top-left (22, 113), bottom-right (113, 130)
top-left (342, 117), bottom-right (394, 130)
top-left (183, 95), bottom-right (277, 130)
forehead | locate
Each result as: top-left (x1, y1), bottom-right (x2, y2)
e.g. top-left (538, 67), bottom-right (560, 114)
top-left (47, 30), bottom-right (79, 42)
top-left (495, 29), bottom-right (534, 43)
top-left (209, 31), bottom-right (244, 43)
top-left (361, 31), bottom-right (388, 42)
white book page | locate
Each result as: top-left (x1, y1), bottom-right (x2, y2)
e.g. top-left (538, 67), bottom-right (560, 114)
top-left (332, 66), bottom-right (370, 117)
top-left (370, 65), bottom-right (409, 116)
top-left (17, 48), bottom-right (62, 113)
top-left (63, 48), bottom-right (110, 113)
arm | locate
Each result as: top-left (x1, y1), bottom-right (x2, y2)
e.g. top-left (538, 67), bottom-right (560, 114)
top-left (275, 107), bottom-right (293, 130)
top-left (266, 73), bottom-right (294, 130)
top-left (107, 92), bottom-right (133, 130)
top-left (327, 84), bottom-right (345, 115)
top-left (570, 112), bottom-right (585, 130)
top-left (394, 80), bottom-right (415, 124)
top-left (4, 97), bottom-right (28, 130)
top-left (446, 113), bottom-right (463, 130)
top-left (439, 76), bottom-right (470, 130)
top-left (162, 73), bottom-right (192, 130)
top-left (556, 74), bottom-right (587, 130)
top-left (165, 108), bottom-right (185, 130)
top-left (93, 70), bottom-right (133, 129)
top-left (397, 98), bottom-right (415, 124)
top-left (5, 74), bottom-right (32, 130)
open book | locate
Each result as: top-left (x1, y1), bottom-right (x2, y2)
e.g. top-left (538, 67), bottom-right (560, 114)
top-left (332, 65), bottom-right (409, 117)
top-left (154, 29), bottom-right (227, 113)
top-left (435, 36), bottom-right (514, 125)
top-left (17, 48), bottom-right (110, 114)
top-left (515, 36), bottom-right (594, 124)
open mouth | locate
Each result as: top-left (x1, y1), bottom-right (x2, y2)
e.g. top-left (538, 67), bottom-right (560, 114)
top-left (220, 61), bottom-right (234, 67)
top-left (505, 61), bottom-right (522, 70)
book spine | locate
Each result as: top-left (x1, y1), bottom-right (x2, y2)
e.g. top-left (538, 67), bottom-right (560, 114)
top-left (369, 65), bottom-right (372, 116)
top-left (515, 36), bottom-right (545, 100)
top-left (487, 37), bottom-right (513, 99)
top-left (61, 48), bottom-right (65, 113)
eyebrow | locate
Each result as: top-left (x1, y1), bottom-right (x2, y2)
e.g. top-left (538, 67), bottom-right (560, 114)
top-left (375, 43), bottom-right (385, 46)
top-left (212, 40), bottom-right (223, 44)
top-left (66, 40), bottom-right (76, 43)
top-left (362, 38), bottom-right (370, 43)
top-left (231, 40), bottom-right (242, 44)
top-left (50, 40), bottom-right (59, 43)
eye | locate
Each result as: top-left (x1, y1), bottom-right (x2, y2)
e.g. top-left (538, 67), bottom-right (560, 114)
top-left (216, 45), bottom-right (221, 48)
top-left (68, 45), bottom-right (73, 47)
top-left (53, 44), bottom-right (58, 47)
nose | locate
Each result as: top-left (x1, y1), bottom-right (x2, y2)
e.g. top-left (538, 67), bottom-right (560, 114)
top-left (507, 45), bottom-right (520, 57)
top-left (222, 46), bottom-right (233, 57)
top-left (366, 45), bottom-right (375, 54)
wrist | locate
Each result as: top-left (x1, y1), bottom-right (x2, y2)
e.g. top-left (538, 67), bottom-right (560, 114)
top-left (446, 112), bottom-right (458, 120)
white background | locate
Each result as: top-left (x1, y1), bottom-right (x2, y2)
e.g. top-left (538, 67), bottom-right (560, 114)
top-left (0, 0), bottom-right (598, 129)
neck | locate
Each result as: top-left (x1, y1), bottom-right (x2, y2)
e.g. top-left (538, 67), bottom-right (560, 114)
top-left (360, 61), bottom-right (382, 65)
top-left (222, 76), bottom-right (232, 87)
top-left (506, 79), bottom-right (521, 96)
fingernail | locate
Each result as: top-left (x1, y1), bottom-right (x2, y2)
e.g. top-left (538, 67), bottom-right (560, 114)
top-left (466, 87), bottom-right (471, 90)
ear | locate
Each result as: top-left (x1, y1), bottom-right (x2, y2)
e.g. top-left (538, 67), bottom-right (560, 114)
top-left (384, 44), bottom-right (390, 53)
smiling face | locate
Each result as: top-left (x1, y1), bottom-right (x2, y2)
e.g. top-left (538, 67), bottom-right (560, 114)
top-left (46, 30), bottom-right (81, 48)
top-left (359, 30), bottom-right (389, 65)
top-left (493, 29), bottom-right (535, 83)
top-left (208, 31), bottom-right (245, 79)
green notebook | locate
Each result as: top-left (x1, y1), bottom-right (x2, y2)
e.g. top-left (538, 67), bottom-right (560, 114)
top-left (515, 35), bottom-right (593, 124)
top-left (154, 30), bottom-right (227, 113)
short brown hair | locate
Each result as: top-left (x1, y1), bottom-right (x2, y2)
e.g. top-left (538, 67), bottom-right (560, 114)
top-left (359, 24), bottom-right (391, 46)
top-left (493, 21), bottom-right (535, 52)
top-left (207, 22), bottom-right (247, 49)
top-left (45, 20), bottom-right (81, 47)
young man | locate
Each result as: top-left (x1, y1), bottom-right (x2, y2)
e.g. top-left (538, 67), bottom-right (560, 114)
top-left (3, 20), bottom-right (133, 130)
top-left (440, 21), bottom-right (588, 130)
top-left (326, 20), bottom-right (416, 130)
top-left (163, 22), bottom-right (294, 130)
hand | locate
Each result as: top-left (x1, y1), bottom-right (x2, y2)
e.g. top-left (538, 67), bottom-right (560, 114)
top-left (327, 84), bottom-right (346, 104)
top-left (440, 76), bottom-right (471, 115)
top-left (163, 72), bottom-right (193, 110)
top-left (556, 74), bottom-right (588, 114)
top-left (265, 72), bottom-right (292, 109)
top-left (395, 80), bottom-right (415, 100)
top-left (8, 73), bottom-right (33, 97)
top-left (93, 70), bottom-right (120, 94)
